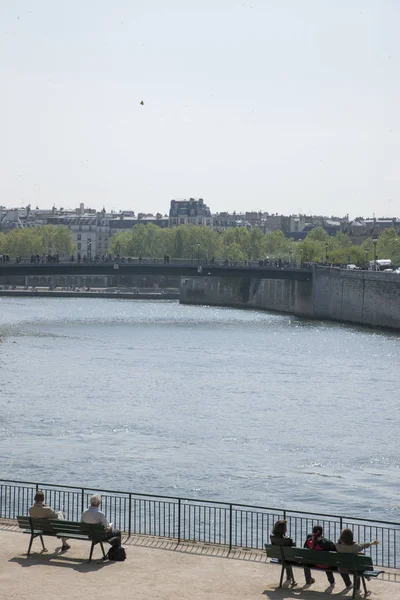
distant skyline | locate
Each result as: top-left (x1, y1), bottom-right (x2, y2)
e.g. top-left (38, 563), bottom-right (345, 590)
top-left (1, 1), bottom-right (399, 218)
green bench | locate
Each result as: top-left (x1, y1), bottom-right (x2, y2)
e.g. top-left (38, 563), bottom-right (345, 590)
top-left (264, 543), bottom-right (384, 598)
top-left (17, 516), bottom-right (109, 561)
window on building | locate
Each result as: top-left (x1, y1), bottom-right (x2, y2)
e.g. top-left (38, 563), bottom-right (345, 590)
top-left (79, 225), bottom-right (82, 232)
top-left (77, 234), bottom-right (81, 240)
top-left (89, 225), bottom-right (92, 232)
top-left (77, 242), bottom-right (81, 250)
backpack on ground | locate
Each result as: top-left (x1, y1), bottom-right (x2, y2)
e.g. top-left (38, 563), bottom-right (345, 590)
top-left (107, 546), bottom-right (126, 561)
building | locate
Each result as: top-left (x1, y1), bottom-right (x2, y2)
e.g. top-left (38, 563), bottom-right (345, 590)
top-left (169, 198), bottom-right (213, 228)
top-left (47, 212), bottom-right (112, 257)
top-left (0, 209), bottom-right (24, 232)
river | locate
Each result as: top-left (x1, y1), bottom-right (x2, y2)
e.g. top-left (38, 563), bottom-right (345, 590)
top-left (0, 297), bottom-right (398, 522)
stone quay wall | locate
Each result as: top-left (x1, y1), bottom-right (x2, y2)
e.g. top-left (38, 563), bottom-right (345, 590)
top-left (180, 276), bottom-right (314, 318)
top-left (313, 267), bottom-right (400, 329)
top-left (180, 267), bottom-right (400, 330)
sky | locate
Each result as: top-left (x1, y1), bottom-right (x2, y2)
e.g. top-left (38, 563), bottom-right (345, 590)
top-left (1, 0), bottom-right (399, 218)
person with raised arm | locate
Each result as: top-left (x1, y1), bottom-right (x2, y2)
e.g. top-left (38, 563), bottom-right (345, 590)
top-left (335, 528), bottom-right (379, 591)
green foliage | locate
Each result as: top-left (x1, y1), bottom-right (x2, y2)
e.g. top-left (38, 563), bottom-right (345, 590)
top-left (263, 229), bottom-right (289, 257)
top-left (0, 226), bottom-right (75, 257)
top-left (376, 228), bottom-right (400, 264)
top-left (305, 226), bottom-right (329, 242)
top-left (108, 224), bottom-right (400, 266)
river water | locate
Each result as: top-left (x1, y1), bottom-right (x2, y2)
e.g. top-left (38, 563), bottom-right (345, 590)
top-left (0, 297), bottom-right (398, 522)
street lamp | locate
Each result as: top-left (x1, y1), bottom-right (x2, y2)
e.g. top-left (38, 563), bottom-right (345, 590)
top-left (325, 243), bottom-right (328, 262)
top-left (364, 247), bottom-right (369, 269)
top-left (300, 248), bottom-right (304, 268)
top-left (289, 246), bottom-right (292, 266)
top-left (372, 236), bottom-right (378, 271)
top-left (197, 243), bottom-right (200, 266)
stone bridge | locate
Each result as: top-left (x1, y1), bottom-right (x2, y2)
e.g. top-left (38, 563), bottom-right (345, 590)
top-left (0, 262), bottom-right (312, 281)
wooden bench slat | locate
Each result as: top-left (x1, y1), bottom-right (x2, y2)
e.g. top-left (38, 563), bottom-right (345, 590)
top-left (264, 544), bottom-right (373, 570)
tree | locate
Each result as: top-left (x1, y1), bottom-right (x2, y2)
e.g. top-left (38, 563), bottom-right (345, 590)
top-left (305, 226), bottom-right (329, 242)
top-left (377, 228), bottom-right (400, 264)
top-left (263, 230), bottom-right (289, 257)
top-left (54, 226), bottom-right (75, 255)
top-left (0, 225), bottom-right (74, 257)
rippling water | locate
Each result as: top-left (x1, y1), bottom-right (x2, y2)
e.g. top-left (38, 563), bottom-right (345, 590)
top-left (0, 297), bottom-right (398, 521)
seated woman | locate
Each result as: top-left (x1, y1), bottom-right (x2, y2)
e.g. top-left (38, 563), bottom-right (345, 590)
top-left (335, 528), bottom-right (379, 591)
top-left (303, 525), bottom-right (336, 587)
top-left (270, 519), bottom-right (297, 587)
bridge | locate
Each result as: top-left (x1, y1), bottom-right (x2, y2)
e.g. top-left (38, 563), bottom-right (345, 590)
top-left (0, 261), bottom-right (312, 281)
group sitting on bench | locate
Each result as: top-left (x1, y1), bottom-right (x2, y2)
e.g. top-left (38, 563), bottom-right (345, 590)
top-left (270, 519), bottom-right (379, 593)
top-left (28, 491), bottom-right (121, 551)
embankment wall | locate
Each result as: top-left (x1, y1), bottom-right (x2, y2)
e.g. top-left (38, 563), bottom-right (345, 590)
top-left (180, 268), bottom-right (400, 329)
top-left (180, 276), bottom-right (314, 317)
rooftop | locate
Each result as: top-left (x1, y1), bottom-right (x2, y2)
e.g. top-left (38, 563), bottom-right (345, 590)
top-left (0, 523), bottom-right (398, 600)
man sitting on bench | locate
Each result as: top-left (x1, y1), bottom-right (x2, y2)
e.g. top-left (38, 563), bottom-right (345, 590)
top-left (29, 490), bottom-right (70, 552)
top-left (81, 494), bottom-right (121, 547)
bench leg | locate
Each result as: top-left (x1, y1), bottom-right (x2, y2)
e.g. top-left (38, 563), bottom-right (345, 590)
top-left (361, 575), bottom-right (369, 596)
top-left (88, 541), bottom-right (95, 562)
top-left (27, 534), bottom-right (34, 557)
top-left (100, 542), bottom-right (106, 559)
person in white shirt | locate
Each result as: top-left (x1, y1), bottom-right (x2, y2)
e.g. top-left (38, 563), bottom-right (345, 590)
top-left (81, 494), bottom-right (121, 547)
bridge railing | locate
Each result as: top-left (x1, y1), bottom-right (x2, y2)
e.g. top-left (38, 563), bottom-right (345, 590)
top-left (0, 256), bottom-right (307, 268)
top-left (0, 479), bottom-right (398, 568)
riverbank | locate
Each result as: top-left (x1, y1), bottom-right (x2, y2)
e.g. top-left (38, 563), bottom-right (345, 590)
top-left (180, 268), bottom-right (400, 330)
top-left (0, 289), bottom-right (179, 300)
top-left (0, 524), bottom-right (397, 600)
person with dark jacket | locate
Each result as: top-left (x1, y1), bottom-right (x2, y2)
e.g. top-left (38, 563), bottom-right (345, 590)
top-left (270, 520), bottom-right (297, 587)
top-left (303, 525), bottom-right (336, 586)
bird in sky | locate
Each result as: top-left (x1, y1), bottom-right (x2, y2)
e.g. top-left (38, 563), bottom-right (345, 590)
top-left (140, 101), bottom-right (144, 105)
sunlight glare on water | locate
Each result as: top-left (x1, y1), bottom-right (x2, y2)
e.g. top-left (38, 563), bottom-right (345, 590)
top-left (0, 297), bottom-right (398, 521)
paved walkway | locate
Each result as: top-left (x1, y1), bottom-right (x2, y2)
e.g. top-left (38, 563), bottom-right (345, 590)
top-left (1, 525), bottom-right (399, 600)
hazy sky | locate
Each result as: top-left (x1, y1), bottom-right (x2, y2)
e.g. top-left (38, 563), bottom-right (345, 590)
top-left (1, 1), bottom-right (399, 217)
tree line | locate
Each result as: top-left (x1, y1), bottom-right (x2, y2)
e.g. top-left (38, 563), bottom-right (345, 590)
top-left (0, 225), bottom-right (75, 257)
top-left (1, 222), bottom-right (399, 266)
top-left (108, 224), bottom-right (400, 266)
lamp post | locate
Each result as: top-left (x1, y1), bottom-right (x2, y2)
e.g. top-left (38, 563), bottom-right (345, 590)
top-left (364, 247), bottom-right (369, 269)
top-left (197, 243), bottom-right (200, 266)
top-left (372, 236), bottom-right (378, 271)
top-left (300, 248), bottom-right (304, 268)
top-left (325, 243), bottom-right (328, 262)
top-left (289, 246), bottom-right (292, 266)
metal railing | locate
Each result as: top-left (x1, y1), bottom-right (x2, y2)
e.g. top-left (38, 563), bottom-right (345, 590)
top-left (0, 479), bottom-right (398, 569)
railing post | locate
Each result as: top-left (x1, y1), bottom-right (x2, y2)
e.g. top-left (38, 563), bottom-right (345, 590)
top-left (283, 510), bottom-right (287, 520)
top-left (128, 493), bottom-right (132, 538)
top-left (340, 516), bottom-right (343, 530)
top-left (81, 488), bottom-right (85, 514)
top-left (229, 504), bottom-right (233, 551)
top-left (178, 498), bottom-right (181, 544)
top-left (35, 483), bottom-right (39, 492)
